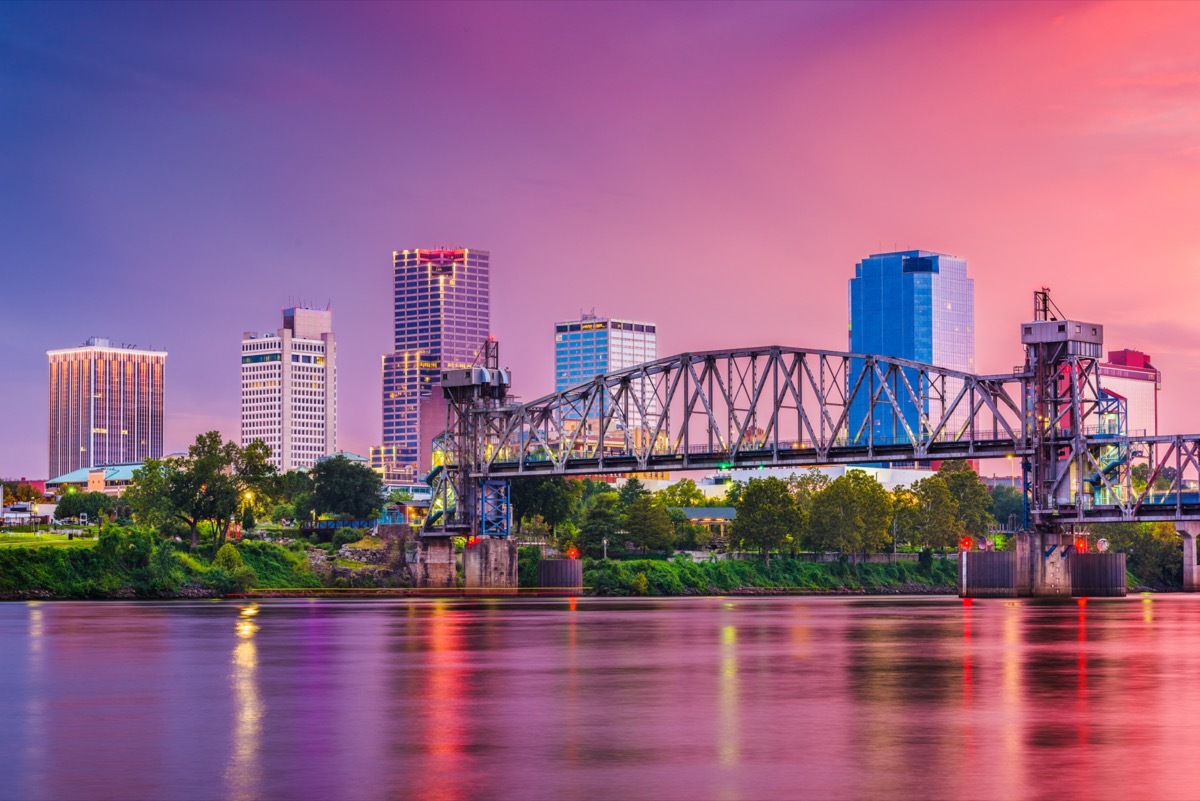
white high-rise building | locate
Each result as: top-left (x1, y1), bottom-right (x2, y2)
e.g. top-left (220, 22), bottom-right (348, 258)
top-left (241, 307), bottom-right (337, 471)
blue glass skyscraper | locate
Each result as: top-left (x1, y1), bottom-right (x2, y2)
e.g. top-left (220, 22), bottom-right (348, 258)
top-left (847, 250), bottom-right (975, 445)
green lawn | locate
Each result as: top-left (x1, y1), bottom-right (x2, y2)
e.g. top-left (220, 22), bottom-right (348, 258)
top-left (0, 532), bottom-right (97, 549)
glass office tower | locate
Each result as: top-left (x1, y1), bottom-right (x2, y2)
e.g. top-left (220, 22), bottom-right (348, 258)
top-left (847, 250), bottom-right (975, 445)
top-left (554, 314), bottom-right (657, 430)
top-left (376, 248), bottom-right (489, 475)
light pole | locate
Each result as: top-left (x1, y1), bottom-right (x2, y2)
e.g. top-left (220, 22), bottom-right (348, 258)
top-left (1008, 455), bottom-right (1015, 488)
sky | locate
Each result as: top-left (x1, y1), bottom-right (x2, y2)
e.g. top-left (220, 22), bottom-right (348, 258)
top-left (3, 0), bottom-right (1200, 479)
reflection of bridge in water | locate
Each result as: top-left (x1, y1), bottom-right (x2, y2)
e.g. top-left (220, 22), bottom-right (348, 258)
top-left (423, 293), bottom-right (1200, 595)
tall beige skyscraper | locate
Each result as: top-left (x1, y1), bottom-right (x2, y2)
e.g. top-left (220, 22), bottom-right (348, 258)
top-left (47, 337), bottom-right (167, 479)
top-left (241, 306), bottom-right (337, 471)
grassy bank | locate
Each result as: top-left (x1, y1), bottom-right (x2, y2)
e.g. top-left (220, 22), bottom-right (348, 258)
top-left (510, 549), bottom-right (960, 596)
top-left (0, 528), bottom-right (320, 599)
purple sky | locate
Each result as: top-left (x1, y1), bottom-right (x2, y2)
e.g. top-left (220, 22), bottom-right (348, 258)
top-left (4, 1), bottom-right (1200, 479)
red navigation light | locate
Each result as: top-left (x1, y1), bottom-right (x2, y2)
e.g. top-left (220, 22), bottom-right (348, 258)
top-left (466, 536), bottom-right (480, 549)
top-left (1075, 537), bottom-right (1088, 553)
top-left (566, 546), bottom-right (580, 560)
top-left (959, 536), bottom-right (973, 551)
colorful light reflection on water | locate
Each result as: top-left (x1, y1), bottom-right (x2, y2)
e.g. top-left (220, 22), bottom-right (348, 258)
top-left (4, 596), bottom-right (1200, 800)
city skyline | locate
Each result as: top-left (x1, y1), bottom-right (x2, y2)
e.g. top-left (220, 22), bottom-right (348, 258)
top-left (5, 2), bottom-right (1200, 477)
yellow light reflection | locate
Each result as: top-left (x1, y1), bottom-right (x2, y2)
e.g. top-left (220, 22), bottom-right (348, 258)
top-left (226, 611), bottom-right (262, 801)
top-left (719, 623), bottom-right (739, 767)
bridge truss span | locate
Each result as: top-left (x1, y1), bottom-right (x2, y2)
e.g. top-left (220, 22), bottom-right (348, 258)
top-left (473, 347), bottom-right (1032, 478)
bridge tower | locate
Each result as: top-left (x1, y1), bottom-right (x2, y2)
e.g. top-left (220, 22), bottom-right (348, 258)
top-left (1020, 288), bottom-right (1106, 595)
top-left (424, 338), bottom-right (518, 589)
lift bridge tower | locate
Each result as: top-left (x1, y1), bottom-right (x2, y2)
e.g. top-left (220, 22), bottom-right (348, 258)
top-left (422, 338), bottom-right (518, 589)
top-left (1019, 288), bottom-right (1108, 595)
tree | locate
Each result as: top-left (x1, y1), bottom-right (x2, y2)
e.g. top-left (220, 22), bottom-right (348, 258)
top-left (125, 432), bottom-right (277, 551)
top-left (54, 491), bottom-right (113, 522)
top-left (511, 476), bottom-right (577, 536)
top-left (579, 492), bottom-right (623, 556)
top-left (723, 480), bottom-right (746, 507)
top-left (989, 485), bottom-right (1025, 530)
top-left (732, 477), bottom-right (802, 566)
top-left (5, 483), bottom-right (43, 503)
top-left (656, 478), bottom-right (708, 509)
top-left (937, 460), bottom-right (994, 536)
top-left (618, 477), bottom-right (650, 509)
top-left (809, 471), bottom-right (893, 558)
top-left (911, 475), bottom-right (960, 550)
top-left (625, 496), bottom-right (675, 554)
top-left (310, 455), bottom-right (383, 519)
top-left (891, 486), bottom-right (920, 548)
top-left (786, 468), bottom-right (828, 551)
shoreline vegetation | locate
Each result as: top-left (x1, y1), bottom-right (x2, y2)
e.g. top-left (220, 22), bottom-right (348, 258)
top-left (0, 528), bottom-right (1082, 601)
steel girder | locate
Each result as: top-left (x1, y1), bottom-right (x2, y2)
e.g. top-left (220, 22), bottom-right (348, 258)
top-left (471, 347), bottom-right (1032, 477)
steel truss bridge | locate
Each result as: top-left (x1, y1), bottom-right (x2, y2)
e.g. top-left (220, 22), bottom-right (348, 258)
top-left (429, 323), bottom-right (1200, 536)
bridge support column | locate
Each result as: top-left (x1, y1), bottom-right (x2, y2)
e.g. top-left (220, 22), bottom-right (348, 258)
top-left (1030, 530), bottom-right (1072, 597)
top-left (413, 537), bottom-right (457, 588)
top-left (463, 537), bottom-right (518, 592)
top-left (1177, 523), bottom-right (1200, 592)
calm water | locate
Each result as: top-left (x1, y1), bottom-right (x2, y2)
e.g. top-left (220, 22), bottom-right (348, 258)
top-left (3, 595), bottom-right (1200, 800)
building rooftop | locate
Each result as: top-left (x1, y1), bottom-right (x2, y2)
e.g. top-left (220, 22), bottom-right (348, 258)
top-left (47, 463), bottom-right (145, 486)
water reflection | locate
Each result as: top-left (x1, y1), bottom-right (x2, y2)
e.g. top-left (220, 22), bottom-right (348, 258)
top-left (10, 597), bottom-right (1200, 801)
top-left (226, 604), bottom-right (262, 801)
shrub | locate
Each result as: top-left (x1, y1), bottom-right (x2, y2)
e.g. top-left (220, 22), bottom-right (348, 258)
top-left (332, 528), bottom-right (363, 548)
top-left (630, 571), bottom-right (649, 595)
top-left (213, 543), bottom-right (245, 571)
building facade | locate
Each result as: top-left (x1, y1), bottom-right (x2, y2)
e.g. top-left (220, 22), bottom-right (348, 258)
top-left (374, 248), bottom-right (490, 477)
top-left (241, 307), bottom-right (337, 472)
top-left (847, 250), bottom-right (975, 445)
top-left (554, 313), bottom-right (658, 431)
top-left (47, 338), bottom-right (166, 479)
top-left (1099, 349), bottom-right (1160, 437)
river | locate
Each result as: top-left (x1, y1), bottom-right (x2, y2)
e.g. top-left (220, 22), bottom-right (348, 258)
top-left (2, 595), bottom-right (1200, 800)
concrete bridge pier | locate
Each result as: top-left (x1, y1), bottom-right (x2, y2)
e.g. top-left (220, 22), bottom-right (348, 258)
top-left (1030, 530), bottom-right (1072, 597)
top-left (1177, 523), bottom-right (1200, 592)
top-left (463, 537), bottom-right (518, 591)
top-left (413, 537), bottom-right (457, 588)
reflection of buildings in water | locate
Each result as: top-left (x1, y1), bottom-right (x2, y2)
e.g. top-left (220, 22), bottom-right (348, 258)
top-left (226, 605), bottom-right (262, 801)
top-left (410, 601), bottom-right (470, 801)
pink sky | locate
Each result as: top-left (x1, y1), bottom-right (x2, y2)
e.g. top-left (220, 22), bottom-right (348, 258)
top-left (3, 1), bottom-right (1200, 478)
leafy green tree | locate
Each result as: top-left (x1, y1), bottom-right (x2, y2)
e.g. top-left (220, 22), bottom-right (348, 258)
top-left (911, 475), bottom-right (960, 550)
top-left (891, 486), bottom-right (920, 548)
top-left (732, 477), bottom-right (802, 566)
top-left (269, 503), bottom-right (295, 523)
top-left (618, 477), bottom-right (650, 509)
top-left (809, 471), bottom-right (893, 558)
top-left (625, 496), bottom-right (676, 554)
top-left (125, 432), bottom-right (276, 551)
top-left (266, 470), bottom-right (315, 504)
top-left (54, 491), bottom-right (113, 522)
top-left (656, 478), bottom-right (708, 508)
top-left (4, 482), bottom-right (43, 503)
top-left (937, 460), bottom-right (994, 536)
top-left (722, 480), bottom-right (746, 507)
top-left (310, 455), bottom-right (383, 519)
top-left (989, 485), bottom-right (1025, 530)
top-left (579, 492), bottom-right (623, 556)
top-left (1095, 522), bottom-right (1181, 587)
top-left (511, 476), bottom-right (577, 536)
